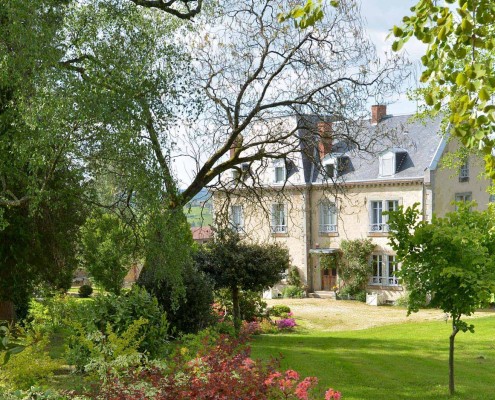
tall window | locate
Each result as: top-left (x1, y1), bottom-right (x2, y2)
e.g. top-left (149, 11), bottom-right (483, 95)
top-left (319, 200), bottom-right (337, 233)
top-left (369, 200), bottom-right (399, 232)
top-left (370, 255), bottom-right (400, 286)
top-left (231, 205), bottom-right (243, 231)
top-left (459, 160), bottom-right (469, 182)
top-left (271, 203), bottom-right (287, 233)
top-left (273, 161), bottom-right (286, 183)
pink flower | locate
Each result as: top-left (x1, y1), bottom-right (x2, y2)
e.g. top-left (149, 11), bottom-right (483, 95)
top-left (325, 388), bottom-right (342, 400)
top-left (285, 369), bottom-right (300, 380)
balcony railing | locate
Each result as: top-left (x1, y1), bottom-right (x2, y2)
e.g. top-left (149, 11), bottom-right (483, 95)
top-left (319, 224), bottom-right (337, 233)
top-left (369, 223), bottom-right (389, 232)
top-left (271, 225), bottom-right (287, 234)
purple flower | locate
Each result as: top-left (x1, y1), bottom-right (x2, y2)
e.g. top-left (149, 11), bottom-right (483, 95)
top-left (276, 318), bottom-right (297, 330)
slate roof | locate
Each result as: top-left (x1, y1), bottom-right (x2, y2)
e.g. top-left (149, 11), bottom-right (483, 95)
top-left (297, 113), bottom-right (444, 184)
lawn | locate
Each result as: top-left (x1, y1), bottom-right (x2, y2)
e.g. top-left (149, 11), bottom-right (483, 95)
top-left (251, 315), bottom-right (495, 399)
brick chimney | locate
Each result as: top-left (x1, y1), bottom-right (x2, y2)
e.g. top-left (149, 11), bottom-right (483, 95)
top-left (229, 135), bottom-right (243, 158)
top-left (317, 121), bottom-right (332, 159)
top-left (371, 104), bottom-right (387, 125)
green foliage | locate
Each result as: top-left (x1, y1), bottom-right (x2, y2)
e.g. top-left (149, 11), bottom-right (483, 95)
top-left (393, 0), bottom-right (495, 178)
top-left (388, 203), bottom-right (495, 319)
top-left (140, 209), bottom-right (194, 307)
top-left (387, 202), bottom-right (495, 394)
top-left (79, 213), bottom-right (136, 294)
top-left (278, 0), bottom-right (327, 29)
top-left (0, 334), bottom-right (59, 390)
top-left (78, 285), bottom-right (93, 298)
top-left (196, 228), bottom-right (290, 331)
top-left (282, 285), bottom-right (306, 299)
top-left (286, 266), bottom-right (302, 287)
top-left (215, 289), bottom-right (267, 323)
top-left (339, 239), bottom-right (376, 293)
top-left (65, 286), bottom-right (169, 371)
top-left (0, 323), bottom-right (25, 365)
top-left (76, 318), bottom-right (148, 379)
top-left (139, 262), bottom-right (215, 335)
top-left (268, 305), bottom-right (291, 317)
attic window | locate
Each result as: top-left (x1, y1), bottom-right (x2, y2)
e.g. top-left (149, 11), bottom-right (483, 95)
top-left (379, 150), bottom-right (407, 177)
top-left (323, 155), bottom-right (347, 178)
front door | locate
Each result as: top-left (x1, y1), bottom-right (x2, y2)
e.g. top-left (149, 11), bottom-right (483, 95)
top-left (321, 268), bottom-right (337, 291)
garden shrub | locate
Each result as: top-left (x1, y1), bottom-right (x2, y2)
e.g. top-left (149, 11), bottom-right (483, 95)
top-left (286, 266), bottom-right (302, 287)
top-left (215, 289), bottom-right (267, 323)
top-left (282, 285), bottom-right (305, 298)
top-left (78, 285), bottom-right (93, 298)
top-left (276, 318), bottom-right (297, 331)
top-left (94, 327), bottom-right (341, 400)
top-left (66, 286), bottom-right (169, 371)
top-left (27, 294), bottom-right (83, 333)
top-left (268, 304), bottom-right (291, 317)
top-left (355, 290), bottom-right (367, 302)
top-left (138, 263), bottom-right (215, 335)
top-left (0, 337), bottom-right (60, 390)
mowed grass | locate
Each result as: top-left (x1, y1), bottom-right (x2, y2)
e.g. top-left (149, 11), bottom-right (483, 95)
top-left (251, 316), bottom-right (495, 400)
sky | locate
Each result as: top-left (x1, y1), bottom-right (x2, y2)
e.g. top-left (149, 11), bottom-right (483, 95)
top-left (360, 0), bottom-right (425, 115)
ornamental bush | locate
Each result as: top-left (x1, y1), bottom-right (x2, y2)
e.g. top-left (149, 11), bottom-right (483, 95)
top-left (268, 305), bottom-right (291, 317)
top-left (94, 326), bottom-right (341, 400)
top-left (78, 284), bottom-right (93, 298)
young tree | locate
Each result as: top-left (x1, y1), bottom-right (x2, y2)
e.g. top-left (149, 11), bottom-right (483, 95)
top-left (387, 203), bottom-right (495, 395)
top-left (196, 229), bottom-right (291, 332)
top-left (391, 0), bottom-right (495, 178)
top-left (79, 212), bottom-right (137, 294)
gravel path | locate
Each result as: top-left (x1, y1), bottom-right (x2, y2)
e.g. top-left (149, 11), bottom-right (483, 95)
top-left (265, 298), bottom-right (495, 332)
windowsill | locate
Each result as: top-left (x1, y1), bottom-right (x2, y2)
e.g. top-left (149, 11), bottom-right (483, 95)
top-left (319, 232), bottom-right (339, 237)
top-left (272, 232), bottom-right (289, 237)
top-left (368, 232), bottom-right (390, 237)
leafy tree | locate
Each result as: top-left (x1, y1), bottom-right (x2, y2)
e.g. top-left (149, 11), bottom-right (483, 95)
top-left (392, 0), bottom-right (495, 178)
top-left (196, 229), bottom-right (290, 332)
top-left (387, 203), bottom-right (495, 395)
top-left (79, 212), bottom-right (137, 294)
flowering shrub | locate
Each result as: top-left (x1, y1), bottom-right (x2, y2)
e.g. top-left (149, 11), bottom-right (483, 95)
top-left (276, 318), bottom-right (297, 331)
top-left (93, 325), bottom-right (341, 400)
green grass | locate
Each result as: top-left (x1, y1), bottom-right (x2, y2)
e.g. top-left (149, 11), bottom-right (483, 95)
top-left (251, 316), bottom-right (495, 400)
top-left (185, 205), bottom-right (212, 226)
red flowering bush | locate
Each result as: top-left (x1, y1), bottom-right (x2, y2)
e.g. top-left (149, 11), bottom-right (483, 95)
top-left (93, 325), bottom-right (341, 400)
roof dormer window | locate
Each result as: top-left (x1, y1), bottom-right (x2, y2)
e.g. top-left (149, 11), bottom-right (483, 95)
top-left (378, 149), bottom-right (407, 177)
top-left (322, 154), bottom-right (347, 179)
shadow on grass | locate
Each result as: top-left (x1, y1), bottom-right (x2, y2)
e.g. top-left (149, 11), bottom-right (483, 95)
top-left (250, 327), bottom-right (495, 400)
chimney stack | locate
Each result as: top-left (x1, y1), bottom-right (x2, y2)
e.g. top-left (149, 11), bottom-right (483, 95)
top-left (317, 121), bottom-right (332, 159)
top-left (371, 104), bottom-right (387, 125)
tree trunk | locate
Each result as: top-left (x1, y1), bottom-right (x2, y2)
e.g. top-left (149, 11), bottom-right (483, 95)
top-left (231, 285), bottom-right (241, 334)
top-left (449, 319), bottom-right (459, 396)
top-left (0, 300), bottom-right (15, 322)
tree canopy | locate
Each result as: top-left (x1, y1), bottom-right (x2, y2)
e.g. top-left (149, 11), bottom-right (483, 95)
top-left (387, 203), bottom-right (495, 395)
top-left (392, 0), bottom-right (495, 178)
top-left (196, 229), bottom-right (290, 331)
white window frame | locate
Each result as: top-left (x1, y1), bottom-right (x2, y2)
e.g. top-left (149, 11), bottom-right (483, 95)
top-left (230, 205), bottom-right (244, 231)
top-left (319, 200), bottom-right (337, 233)
top-left (273, 160), bottom-right (286, 184)
top-left (271, 203), bottom-right (287, 234)
top-left (370, 255), bottom-right (400, 286)
top-left (369, 199), bottom-right (399, 232)
top-left (459, 160), bottom-right (469, 182)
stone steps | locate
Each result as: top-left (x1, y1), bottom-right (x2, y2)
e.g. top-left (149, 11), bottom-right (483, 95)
top-left (308, 291), bottom-right (337, 299)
